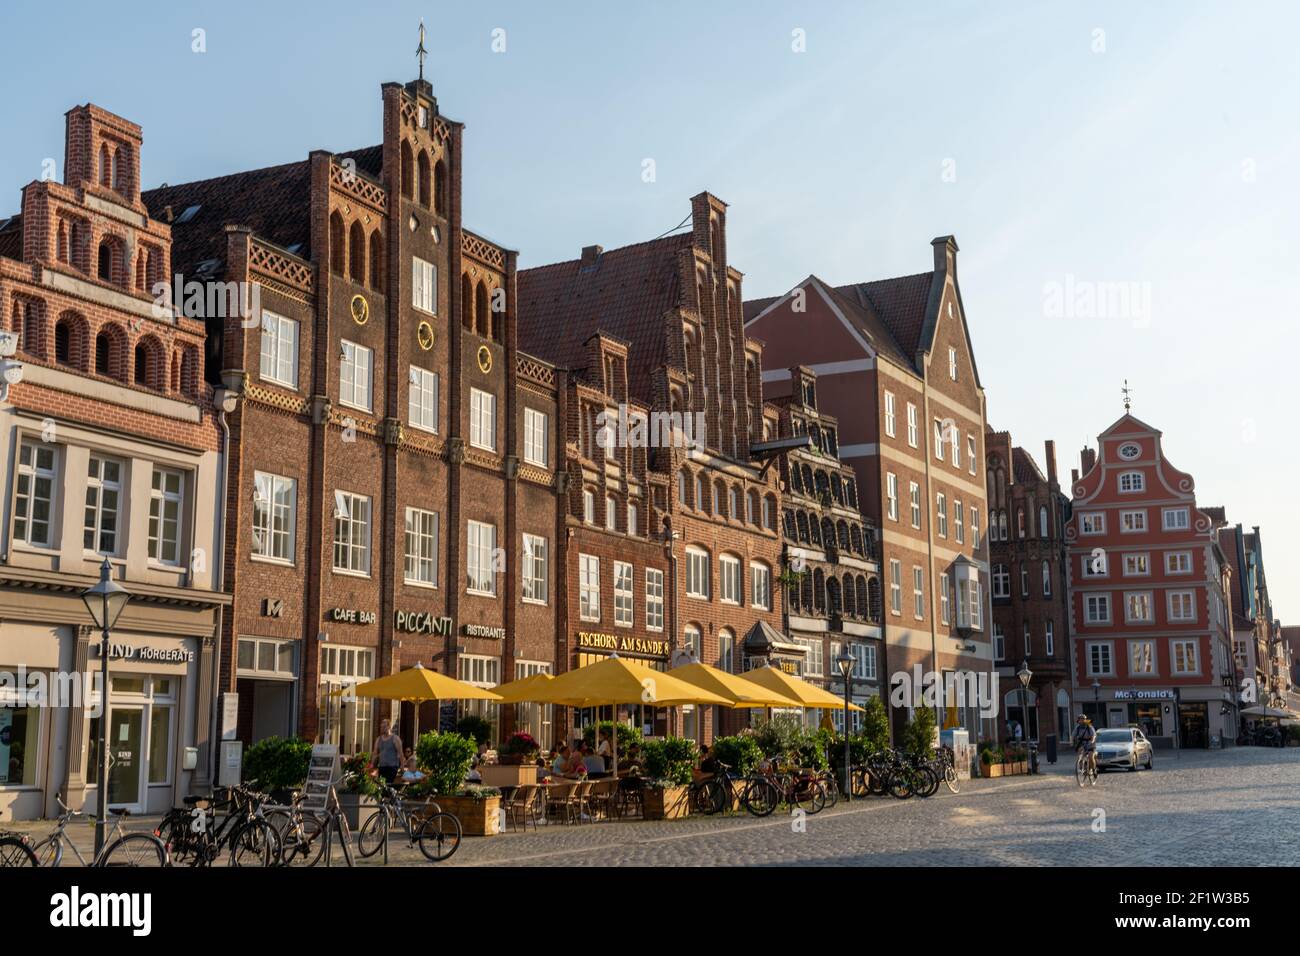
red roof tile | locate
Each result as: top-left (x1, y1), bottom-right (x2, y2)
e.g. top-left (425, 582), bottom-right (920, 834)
top-left (834, 271), bottom-right (934, 361)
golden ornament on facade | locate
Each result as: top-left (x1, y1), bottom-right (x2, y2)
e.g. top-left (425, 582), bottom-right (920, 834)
top-left (417, 320), bottom-right (435, 351)
top-left (477, 345), bottom-right (492, 373)
top-left (350, 294), bottom-right (369, 325)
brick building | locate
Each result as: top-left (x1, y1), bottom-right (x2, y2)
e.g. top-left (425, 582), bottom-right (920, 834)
top-left (1065, 412), bottom-right (1237, 748)
top-left (745, 239), bottom-right (995, 743)
top-left (984, 430), bottom-right (1073, 748)
top-left (142, 74), bottom-right (562, 753)
top-left (518, 193), bottom-right (784, 744)
top-left (0, 104), bottom-right (229, 819)
top-left (769, 367), bottom-right (884, 726)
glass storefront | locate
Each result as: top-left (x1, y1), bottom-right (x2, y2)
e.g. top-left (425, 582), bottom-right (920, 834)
top-left (86, 673), bottom-right (176, 810)
top-left (0, 702), bottom-right (41, 787)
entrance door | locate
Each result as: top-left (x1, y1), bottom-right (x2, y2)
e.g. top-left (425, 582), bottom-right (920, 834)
top-left (1107, 705), bottom-right (1127, 728)
top-left (107, 706), bottom-right (144, 810)
top-left (1179, 704), bottom-right (1208, 748)
top-left (250, 681), bottom-right (292, 743)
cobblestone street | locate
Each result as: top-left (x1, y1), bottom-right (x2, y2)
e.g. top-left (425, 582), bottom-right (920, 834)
top-left (14, 747), bottom-right (1294, 868)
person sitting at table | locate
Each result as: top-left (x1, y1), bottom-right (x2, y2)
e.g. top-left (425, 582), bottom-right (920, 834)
top-left (551, 744), bottom-right (572, 776)
top-left (698, 744), bottom-right (720, 777)
top-left (400, 748), bottom-right (425, 783)
top-left (596, 729), bottom-right (613, 761)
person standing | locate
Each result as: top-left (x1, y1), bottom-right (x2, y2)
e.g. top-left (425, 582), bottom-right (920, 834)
top-left (371, 719), bottom-right (404, 784)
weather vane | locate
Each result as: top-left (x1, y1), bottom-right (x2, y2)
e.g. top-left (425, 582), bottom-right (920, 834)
top-left (1122, 379), bottom-right (1132, 413)
top-left (417, 19), bottom-right (428, 81)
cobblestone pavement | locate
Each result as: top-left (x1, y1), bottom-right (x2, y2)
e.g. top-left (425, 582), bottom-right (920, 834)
top-left (10, 747), bottom-right (1297, 867)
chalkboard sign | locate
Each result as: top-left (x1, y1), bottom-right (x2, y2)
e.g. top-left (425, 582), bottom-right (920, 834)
top-left (439, 702), bottom-right (457, 732)
top-left (300, 743), bottom-right (340, 812)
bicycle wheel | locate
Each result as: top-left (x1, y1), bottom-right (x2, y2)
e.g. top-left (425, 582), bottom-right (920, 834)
top-left (743, 778), bottom-right (779, 817)
top-left (887, 769), bottom-right (913, 800)
top-left (918, 766), bottom-right (940, 798)
top-left (356, 808), bottom-right (390, 858)
top-left (943, 764), bottom-right (960, 794)
top-left (692, 781), bottom-right (722, 815)
top-left (99, 833), bottom-right (169, 867)
top-left (280, 813), bottom-right (326, 867)
top-left (229, 820), bottom-right (275, 867)
top-left (0, 835), bottom-right (38, 867)
top-left (820, 774), bottom-right (839, 808)
top-left (155, 813), bottom-right (200, 866)
top-left (1075, 755), bottom-right (1088, 788)
top-left (793, 780), bottom-right (826, 814)
top-left (867, 763), bottom-right (888, 795)
top-left (415, 812), bottom-right (462, 863)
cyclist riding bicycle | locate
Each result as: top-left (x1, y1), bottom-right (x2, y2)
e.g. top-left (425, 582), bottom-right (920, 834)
top-left (1071, 714), bottom-right (1097, 768)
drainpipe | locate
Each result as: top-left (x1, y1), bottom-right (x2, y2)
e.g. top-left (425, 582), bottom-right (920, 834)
top-left (666, 527), bottom-right (679, 738)
top-left (207, 385), bottom-right (239, 786)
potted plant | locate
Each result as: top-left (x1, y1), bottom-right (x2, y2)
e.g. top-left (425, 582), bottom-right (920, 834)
top-left (414, 731), bottom-right (501, 836)
top-left (336, 752), bottom-right (383, 828)
top-left (242, 735), bottom-right (311, 803)
top-left (499, 731), bottom-right (540, 765)
top-left (639, 736), bottom-right (695, 820)
top-left (481, 730), bottom-right (542, 787)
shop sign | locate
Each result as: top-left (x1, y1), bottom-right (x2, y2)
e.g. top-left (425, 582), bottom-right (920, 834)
top-left (91, 643), bottom-right (195, 664)
top-left (1114, 689), bottom-right (1174, 701)
top-left (576, 631), bottom-right (669, 660)
top-left (463, 623), bottom-right (506, 640)
top-left (394, 610), bottom-right (453, 636)
top-left (327, 608), bottom-right (376, 625)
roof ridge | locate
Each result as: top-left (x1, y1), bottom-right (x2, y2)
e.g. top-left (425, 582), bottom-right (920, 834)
top-left (520, 230), bottom-right (692, 274)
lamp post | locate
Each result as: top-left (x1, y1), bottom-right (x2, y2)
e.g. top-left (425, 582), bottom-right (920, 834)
top-left (1017, 660), bottom-right (1033, 773)
top-left (82, 557), bottom-right (131, 857)
top-left (835, 651), bottom-right (854, 801)
top-left (1091, 678), bottom-right (1101, 725)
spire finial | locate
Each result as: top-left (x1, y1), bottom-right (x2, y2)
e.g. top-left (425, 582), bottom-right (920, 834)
top-left (416, 19), bottom-right (428, 81)
top-left (1122, 379), bottom-right (1132, 413)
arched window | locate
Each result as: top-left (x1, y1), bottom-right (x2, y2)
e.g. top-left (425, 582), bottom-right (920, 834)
top-left (678, 470), bottom-right (689, 505)
top-left (1016, 509), bottom-right (1025, 538)
top-left (112, 144), bottom-right (131, 195)
top-left (490, 287), bottom-right (504, 343)
top-left (14, 299), bottom-right (44, 359)
top-left (1039, 505), bottom-right (1049, 539)
top-left (763, 494), bottom-right (776, 531)
top-left (1042, 560), bottom-right (1052, 597)
top-left (856, 576), bottom-right (869, 620)
top-left (368, 230), bottom-right (384, 291)
top-left (998, 511), bottom-right (1008, 540)
top-left (95, 332), bottom-right (111, 375)
top-left (867, 577), bottom-right (882, 622)
top-left (813, 569), bottom-right (826, 612)
top-left (329, 213), bottom-right (345, 275)
top-left (181, 347), bottom-right (200, 398)
top-left (783, 509), bottom-right (796, 538)
top-left (827, 576), bottom-right (842, 615)
top-left (694, 474), bottom-right (705, 512)
top-left (796, 511), bottom-right (809, 543)
top-left (850, 524), bottom-right (864, 555)
top-left (434, 159), bottom-right (447, 216)
top-left (417, 150), bottom-right (431, 207)
top-left (461, 273), bottom-right (474, 331)
top-left (97, 237), bottom-right (124, 284)
top-left (134, 335), bottom-right (164, 389)
top-left (348, 221), bottom-right (365, 285)
top-left (99, 143), bottom-right (111, 186)
top-left (790, 464), bottom-right (804, 493)
top-left (54, 312), bottom-right (87, 370)
top-left (837, 520), bottom-right (850, 552)
top-left (728, 487), bottom-right (739, 520)
top-left (808, 514), bottom-right (820, 545)
top-left (841, 574), bottom-right (855, 617)
top-left (474, 282), bottom-right (489, 338)
top-left (800, 571), bottom-right (813, 611)
top-left (94, 324), bottom-right (126, 380)
top-left (846, 479), bottom-right (858, 508)
top-left (400, 141), bottom-right (413, 199)
top-left (821, 518), bottom-right (835, 549)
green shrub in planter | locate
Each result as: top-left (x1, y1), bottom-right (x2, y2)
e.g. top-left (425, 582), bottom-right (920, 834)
top-left (415, 731), bottom-right (477, 796)
top-left (641, 736), bottom-right (696, 786)
top-left (454, 715), bottom-right (493, 747)
top-left (339, 751), bottom-right (385, 798)
top-left (710, 735), bottom-right (763, 775)
top-left (752, 715), bottom-right (804, 758)
top-left (858, 696), bottom-right (891, 752)
top-left (242, 736), bottom-right (312, 791)
top-left (797, 727), bottom-right (832, 770)
top-left (902, 705), bottom-right (937, 759)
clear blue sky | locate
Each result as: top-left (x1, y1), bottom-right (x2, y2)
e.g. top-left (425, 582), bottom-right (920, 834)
top-left (2, 0), bottom-right (1296, 619)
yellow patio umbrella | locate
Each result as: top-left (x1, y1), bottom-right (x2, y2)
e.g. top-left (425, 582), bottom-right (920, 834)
top-left (511, 654), bottom-right (730, 773)
top-left (337, 662), bottom-right (501, 742)
top-left (742, 664), bottom-right (865, 712)
top-left (667, 661), bottom-right (805, 709)
top-left (490, 671), bottom-right (554, 704)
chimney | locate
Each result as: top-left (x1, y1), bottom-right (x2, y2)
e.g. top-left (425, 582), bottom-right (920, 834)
top-left (932, 235), bottom-right (958, 275)
top-left (580, 245), bottom-right (603, 268)
top-left (1080, 446), bottom-right (1096, 476)
top-left (1071, 468), bottom-right (1079, 485)
top-left (1044, 440), bottom-right (1058, 485)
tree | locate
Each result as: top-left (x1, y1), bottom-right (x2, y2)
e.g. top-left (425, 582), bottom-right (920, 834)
top-left (903, 705), bottom-right (937, 759)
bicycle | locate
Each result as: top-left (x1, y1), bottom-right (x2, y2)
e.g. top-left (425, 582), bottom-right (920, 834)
top-left (689, 762), bottom-right (747, 815)
top-left (743, 758), bottom-right (826, 817)
top-left (29, 798), bottom-right (168, 867)
top-left (263, 793), bottom-right (327, 868)
top-left (155, 786), bottom-right (279, 866)
top-left (1074, 745), bottom-right (1098, 787)
top-left (356, 783), bottom-right (462, 863)
top-left (930, 745), bottom-right (960, 794)
top-left (0, 830), bottom-right (38, 867)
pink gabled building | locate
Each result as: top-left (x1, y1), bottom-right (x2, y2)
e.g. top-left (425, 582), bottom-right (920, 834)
top-left (1065, 411), bottom-right (1237, 748)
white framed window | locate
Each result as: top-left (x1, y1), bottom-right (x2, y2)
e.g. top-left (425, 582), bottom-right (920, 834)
top-left (912, 566), bottom-right (924, 619)
top-left (522, 533), bottom-right (548, 604)
top-left (1129, 639), bottom-right (1155, 675)
top-left (970, 507), bottom-right (980, 548)
top-left (1118, 471), bottom-right (1145, 493)
top-left (889, 560), bottom-right (902, 614)
top-left (686, 547), bottom-right (710, 599)
top-left (645, 568), bottom-right (664, 631)
top-left (408, 366), bottom-right (439, 433)
top-left (1020, 565), bottom-right (1029, 598)
top-left (719, 554), bottom-right (742, 605)
top-left (992, 564), bottom-right (1010, 598)
top-left (967, 435), bottom-right (976, 475)
top-left (583, 489), bottom-right (595, 524)
top-left (948, 347), bottom-right (958, 380)
top-left (933, 420), bottom-right (945, 461)
top-left (1119, 510), bottom-right (1147, 533)
top-left (906, 403), bottom-right (918, 447)
top-left (259, 310), bottom-right (299, 388)
top-left (469, 388), bottom-right (496, 451)
top-left (1041, 560), bottom-right (1052, 596)
top-left (84, 455), bottom-right (123, 555)
top-left (939, 572), bottom-right (951, 624)
top-left (1080, 513), bottom-right (1105, 535)
top-left (719, 629), bottom-right (735, 674)
top-left (964, 577), bottom-right (982, 631)
top-left (579, 554), bottom-right (600, 621)
top-left (148, 467), bottom-right (185, 566)
top-left (1017, 509), bottom-right (1026, 538)
top-left (403, 507), bottom-right (439, 586)
top-left (761, 496), bottom-right (773, 530)
top-left (909, 481), bottom-right (921, 529)
top-left (338, 340), bottom-right (372, 412)
top-left (1045, 621), bottom-right (1055, 656)
top-left (252, 471), bottom-right (296, 563)
top-left (851, 643), bottom-right (877, 680)
top-left (750, 562), bottom-right (771, 610)
top-left (954, 499), bottom-right (964, 544)
top-left (993, 623), bottom-right (1005, 661)
top-left (1171, 639), bottom-right (1199, 675)
top-left (1162, 507), bottom-right (1190, 531)
top-left (950, 427), bottom-right (960, 467)
top-left (523, 408), bottom-right (548, 467)
top-left (1039, 505), bottom-right (1049, 539)
top-left (627, 501), bottom-right (639, 537)
top-left (1122, 553), bottom-right (1150, 577)
top-left (466, 520), bottom-right (497, 596)
top-left (412, 256), bottom-right (437, 314)
top-left (1166, 551), bottom-right (1193, 574)
top-left (14, 439), bottom-right (58, 548)
top-left (1087, 641), bottom-right (1114, 676)
top-left (332, 490), bottom-right (371, 575)
top-left (1085, 594), bottom-right (1111, 624)
top-left (1168, 590), bottom-right (1195, 622)
top-left (936, 493), bottom-right (948, 537)
top-left (613, 560), bottom-right (634, 627)
top-left (884, 391), bottom-right (896, 437)
top-left (1124, 591), bottom-right (1153, 623)
top-left (886, 473), bottom-right (898, 521)
top-left (1023, 623), bottom-right (1032, 656)
top-left (605, 495), bottom-right (617, 532)
top-left (801, 637), bottom-right (824, 678)
top-left (1082, 550), bottom-right (1108, 577)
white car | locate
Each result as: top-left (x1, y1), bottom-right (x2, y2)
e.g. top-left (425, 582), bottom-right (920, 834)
top-left (1094, 727), bottom-right (1153, 771)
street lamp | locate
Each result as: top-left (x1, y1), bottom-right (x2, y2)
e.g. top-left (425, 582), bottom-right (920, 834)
top-left (1017, 660), bottom-right (1033, 773)
top-left (835, 651), bottom-right (854, 801)
top-left (82, 557), bottom-right (131, 857)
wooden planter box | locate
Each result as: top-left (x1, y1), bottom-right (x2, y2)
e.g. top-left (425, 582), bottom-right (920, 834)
top-left (642, 786), bottom-right (691, 820)
top-left (437, 795), bottom-right (501, 836)
top-left (479, 764), bottom-right (539, 789)
top-left (982, 761), bottom-right (1027, 778)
